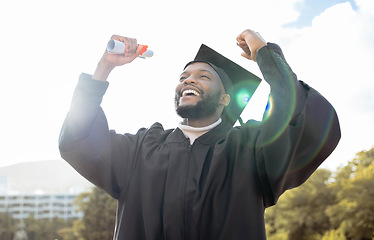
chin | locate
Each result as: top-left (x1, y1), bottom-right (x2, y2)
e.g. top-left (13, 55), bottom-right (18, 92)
top-left (175, 93), bottom-right (220, 119)
top-left (176, 105), bottom-right (196, 119)
top-left (177, 102), bottom-right (197, 108)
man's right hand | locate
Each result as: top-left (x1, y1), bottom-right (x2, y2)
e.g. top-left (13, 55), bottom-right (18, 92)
top-left (236, 29), bottom-right (267, 62)
top-left (93, 35), bottom-right (143, 82)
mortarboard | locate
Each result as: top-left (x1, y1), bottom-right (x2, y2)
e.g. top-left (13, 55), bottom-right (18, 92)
top-left (185, 44), bottom-right (262, 126)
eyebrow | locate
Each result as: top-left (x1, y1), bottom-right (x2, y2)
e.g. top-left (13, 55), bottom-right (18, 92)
top-left (180, 69), bottom-right (214, 76)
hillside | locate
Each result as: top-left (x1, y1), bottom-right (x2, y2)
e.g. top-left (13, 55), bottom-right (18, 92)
top-left (0, 160), bottom-right (93, 194)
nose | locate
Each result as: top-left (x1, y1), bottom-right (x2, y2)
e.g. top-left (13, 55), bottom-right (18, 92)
top-left (182, 76), bottom-right (197, 85)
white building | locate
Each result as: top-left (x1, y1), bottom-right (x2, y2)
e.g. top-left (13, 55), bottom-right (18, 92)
top-left (0, 176), bottom-right (7, 194)
top-left (0, 193), bottom-right (82, 220)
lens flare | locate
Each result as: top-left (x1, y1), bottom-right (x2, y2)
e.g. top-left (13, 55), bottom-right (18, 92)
top-left (262, 96), bottom-right (274, 121)
top-left (223, 81), bottom-right (260, 124)
top-left (235, 88), bottom-right (251, 109)
top-left (257, 57), bottom-right (298, 147)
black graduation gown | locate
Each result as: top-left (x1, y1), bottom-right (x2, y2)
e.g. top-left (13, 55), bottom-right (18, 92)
top-left (59, 44), bottom-right (341, 240)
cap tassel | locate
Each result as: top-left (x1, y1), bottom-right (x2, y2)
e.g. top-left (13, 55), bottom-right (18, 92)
top-left (238, 116), bottom-right (244, 126)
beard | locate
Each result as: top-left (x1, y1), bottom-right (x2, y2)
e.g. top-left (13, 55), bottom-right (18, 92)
top-left (175, 91), bottom-right (221, 119)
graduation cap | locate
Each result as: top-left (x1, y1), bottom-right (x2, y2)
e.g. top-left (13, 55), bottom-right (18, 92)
top-left (185, 44), bottom-right (262, 126)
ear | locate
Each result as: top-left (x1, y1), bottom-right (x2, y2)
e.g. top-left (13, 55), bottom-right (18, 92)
top-left (220, 94), bottom-right (231, 107)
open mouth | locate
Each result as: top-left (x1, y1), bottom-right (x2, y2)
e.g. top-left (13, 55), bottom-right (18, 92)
top-left (181, 89), bottom-right (200, 97)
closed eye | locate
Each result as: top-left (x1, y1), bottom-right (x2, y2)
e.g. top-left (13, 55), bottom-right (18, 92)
top-left (200, 75), bottom-right (211, 80)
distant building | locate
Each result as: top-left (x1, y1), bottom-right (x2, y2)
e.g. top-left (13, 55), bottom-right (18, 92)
top-left (0, 176), bottom-right (7, 194)
top-left (0, 193), bottom-right (82, 220)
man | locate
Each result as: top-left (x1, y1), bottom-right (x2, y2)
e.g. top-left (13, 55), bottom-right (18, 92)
top-left (59, 29), bottom-right (341, 239)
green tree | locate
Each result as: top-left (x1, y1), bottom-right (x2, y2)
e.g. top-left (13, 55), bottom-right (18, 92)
top-left (57, 227), bottom-right (75, 240)
top-left (321, 228), bottom-right (346, 240)
top-left (326, 148), bottom-right (374, 240)
top-left (0, 211), bottom-right (16, 240)
top-left (334, 148), bottom-right (374, 183)
top-left (266, 147), bottom-right (374, 240)
top-left (74, 187), bottom-right (117, 240)
top-left (24, 216), bottom-right (73, 240)
top-left (265, 168), bottom-right (334, 240)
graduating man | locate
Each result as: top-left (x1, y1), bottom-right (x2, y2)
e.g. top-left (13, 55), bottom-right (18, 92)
top-left (59, 29), bottom-right (341, 239)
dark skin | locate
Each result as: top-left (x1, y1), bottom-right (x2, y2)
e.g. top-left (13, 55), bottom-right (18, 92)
top-left (92, 29), bottom-right (267, 127)
top-left (175, 62), bottom-right (230, 127)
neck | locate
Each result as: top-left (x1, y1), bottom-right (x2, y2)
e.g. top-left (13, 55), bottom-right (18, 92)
top-left (182, 115), bottom-right (221, 128)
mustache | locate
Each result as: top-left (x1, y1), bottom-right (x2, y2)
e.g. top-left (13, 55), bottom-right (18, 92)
top-left (177, 84), bottom-right (204, 97)
top-left (174, 87), bottom-right (207, 108)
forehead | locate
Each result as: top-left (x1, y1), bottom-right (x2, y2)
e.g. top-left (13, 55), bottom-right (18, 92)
top-left (182, 62), bottom-right (226, 91)
top-left (182, 62), bottom-right (218, 76)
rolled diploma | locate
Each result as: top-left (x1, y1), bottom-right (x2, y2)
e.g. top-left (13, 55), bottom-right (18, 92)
top-left (107, 40), bottom-right (125, 54)
top-left (106, 39), bottom-right (153, 58)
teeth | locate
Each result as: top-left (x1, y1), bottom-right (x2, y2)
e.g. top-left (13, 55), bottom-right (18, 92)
top-left (182, 89), bottom-right (200, 96)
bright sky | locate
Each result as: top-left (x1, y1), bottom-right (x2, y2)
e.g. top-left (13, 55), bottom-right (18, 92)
top-left (0, 0), bottom-right (373, 171)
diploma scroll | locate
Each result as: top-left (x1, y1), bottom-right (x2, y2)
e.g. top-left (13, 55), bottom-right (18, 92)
top-left (106, 40), bottom-right (153, 58)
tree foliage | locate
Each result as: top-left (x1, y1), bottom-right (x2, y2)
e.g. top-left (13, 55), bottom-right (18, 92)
top-left (326, 148), bottom-right (374, 240)
top-left (73, 187), bottom-right (117, 240)
top-left (265, 168), bottom-right (332, 240)
top-left (1, 187), bottom-right (116, 240)
top-left (0, 212), bottom-right (16, 240)
top-left (24, 216), bottom-right (74, 240)
top-left (0, 212), bottom-right (76, 240)
top-left (265, 146), bottom-right (374, 240)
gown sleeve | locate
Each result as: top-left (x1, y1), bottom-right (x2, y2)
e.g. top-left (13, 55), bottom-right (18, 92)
top-left (253, 43), bottom-right (341, 207)
top-left (58, 73), bottom-right (145, 199)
